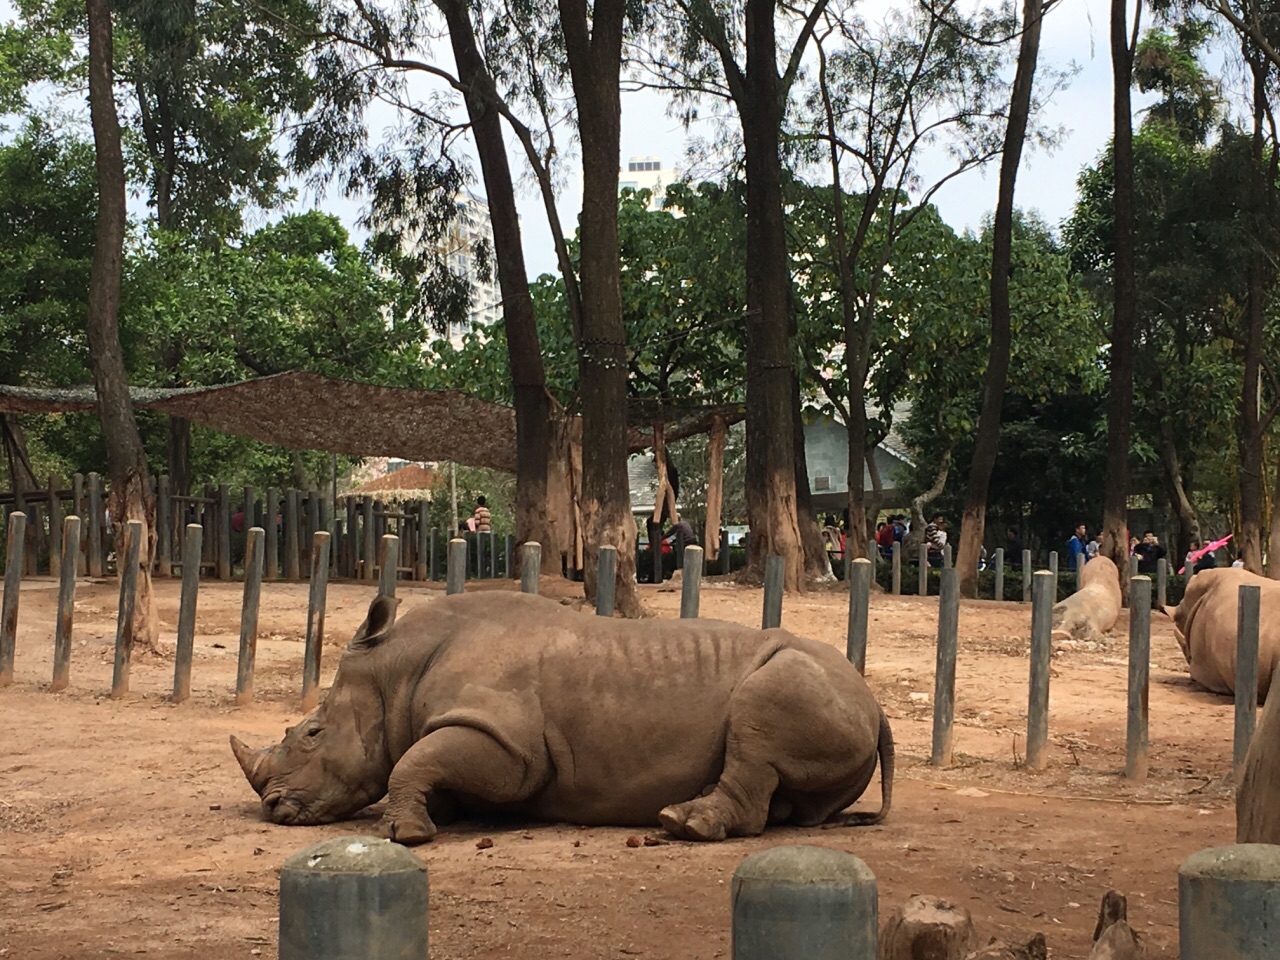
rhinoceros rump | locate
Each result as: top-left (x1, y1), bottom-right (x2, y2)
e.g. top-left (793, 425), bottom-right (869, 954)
top-left (230, 592), bottom-right (893, 844)
top-left (1051, 556), bottom-right (1122, 645)
top-left (1166, 567), bottom-right (1280, 700)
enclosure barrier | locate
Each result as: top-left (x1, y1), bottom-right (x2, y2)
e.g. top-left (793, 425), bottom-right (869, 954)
top-left (845, 558), bottom-right (871, 674)
top-left (1179, 844), bottom-right (1280, 959)
top-left (1235, 584), bottom-right (1262, 784)
top-left (1026, 570), bottom-right (1053, 771)
top-left (279, 835), bottom-right (428, 960)
top-left (731, 846), bottom-right (877, 959)
top-left (681, 545), bottom-right (704, 619)
top-left (930, 568), bottom-right (959, 767)
top-left (51, 516), bottom-right (80, 692)
top-left (1125, 576), bottom-right (1152, 781)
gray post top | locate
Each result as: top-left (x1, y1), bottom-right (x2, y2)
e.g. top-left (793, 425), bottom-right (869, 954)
top-left (850, 558), bottom-right (871, 567)
top-left (281, 835), bottom-right (426, 877)
top-left (733, 845), bottom-right (875, 885)
top-left (1180, 844), bottom-right (1280, 882)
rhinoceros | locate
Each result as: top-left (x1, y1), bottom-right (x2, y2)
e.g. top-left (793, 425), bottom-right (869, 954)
top-left (230, 591), bottom-right (893, 844)
top-left (1165, 567), bottom-right (1280, 700)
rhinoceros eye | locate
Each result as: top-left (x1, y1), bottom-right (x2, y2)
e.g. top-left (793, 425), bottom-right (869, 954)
top-left (305, 726), bottom-right (322, 738)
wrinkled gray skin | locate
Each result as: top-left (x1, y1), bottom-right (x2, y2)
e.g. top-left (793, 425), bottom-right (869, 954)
top-left (231, 592), bottom-right (894, 845)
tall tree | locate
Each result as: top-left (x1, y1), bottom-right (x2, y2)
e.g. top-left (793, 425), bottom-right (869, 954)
top-left (954, 0), bottom-right (1048, 596)
top-left (558, 0), bottom-right (644, 614)
top-left (1101, 0), bottom-right (1141, 593)
top-left (85, 0), bottom-right (157, 648)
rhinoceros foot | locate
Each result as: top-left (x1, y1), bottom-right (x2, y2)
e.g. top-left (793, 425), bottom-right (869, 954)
top-left (658, 799), bottom-right (729, 842)
top-left (379, 808), bottom-right (438, 846)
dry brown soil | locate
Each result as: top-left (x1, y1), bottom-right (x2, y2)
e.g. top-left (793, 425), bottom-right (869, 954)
top-left (0, 573), bottom-right (1242, 959)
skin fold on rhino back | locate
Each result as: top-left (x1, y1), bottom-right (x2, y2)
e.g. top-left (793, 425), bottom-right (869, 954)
top-left (1170, 568), bottom-right (1280, 701)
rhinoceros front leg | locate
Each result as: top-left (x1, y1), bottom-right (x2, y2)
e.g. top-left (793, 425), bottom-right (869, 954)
top-left (380, 725), bottom-right (543, 845)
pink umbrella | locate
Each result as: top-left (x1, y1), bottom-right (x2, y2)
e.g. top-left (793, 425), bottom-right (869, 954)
top-left (1179, 533), bottom-right (1233, 575)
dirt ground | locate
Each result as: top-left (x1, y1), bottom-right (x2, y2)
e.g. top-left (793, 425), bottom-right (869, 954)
top-left (0, 571), bottom-right (1243, 959)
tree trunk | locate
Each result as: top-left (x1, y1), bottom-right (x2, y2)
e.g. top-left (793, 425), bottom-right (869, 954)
top-left (906, 453), bottom-right (952, 551)
top-left (738, 0), bottom-right (804, 591)
top-left (955, 0), bottom-right (1044, 597)
top-left (440, 0), bottom-right (557, 569)
top-left (1158, 413), bottom-right (1200, 553)
top-left (705, 415), bottom-right (726, 562)
top-left (1, 415), bottom-right (39, 493)
top-left (86, 0), bottom-right (157, 651)
top-left (558, 0), bottom-right (641, 616)
top-left (1240, 53), bottom-right (1269, 576)
top-left (1100, 0), bottom-right (1139, 601)
top-left (864, 447), bottom-right (885, 535)
top-left (792, 372), bottom-right (831, 578)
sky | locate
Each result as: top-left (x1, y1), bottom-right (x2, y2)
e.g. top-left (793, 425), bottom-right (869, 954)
top-left (302, 0), bottom-right (1157, 278)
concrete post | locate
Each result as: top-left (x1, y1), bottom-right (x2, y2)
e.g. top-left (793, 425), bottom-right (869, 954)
top-left (681, 545), bottom-right (703, 619)
top-left (596, 545), bottom-right (617, 617)
top-left (918, 543), bottom-right (928, 597)
top-left (264, 487), bottom-right (279, 580)
top-left (279, 835), bottom-right (428, 960)
top-left (931, 568), bottom-right (959, 767)
top-left (1022, 548), bottom-right (1032, 602)
top-left (1048, 550), bottom-right (1058, 583)
top-left (446, 538), bottom-right (466, 595)
top-left (891, 540), bottom-right (901, 596)
top-left (1075, 552), bottom-right (1085, 593)
top-left (1179, 844), bottom-right (1280, 959)
top-left (994, 546), bottom-right (1005, 602)
top-left (520, 542), bottom-right (541, 595)
top-left (846, 557), bottom-right (871, 675)
top-left (1158, 557), bottom-right (1168, 609)
top-left (762, 556), bottom-right (784, 629)
top-left (378, 534), bottom-right (399, 598)
top-left (731, 845), bottom-right (876, 960)
top-left (1235, 584), bottom-right (1262, 784)
top-left (1126, 575), bottom-right (1152, 780)
top-left (172, 524), bottom-right (201, 704)
top-left (1027, 570), bottom-right (1054, 771)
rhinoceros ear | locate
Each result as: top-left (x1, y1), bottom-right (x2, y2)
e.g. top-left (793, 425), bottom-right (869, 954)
top-left (349, 595), bottom-right (401, 651)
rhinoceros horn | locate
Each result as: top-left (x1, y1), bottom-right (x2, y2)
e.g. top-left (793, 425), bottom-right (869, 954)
top-left (230, 735), bottom-right (271, 795)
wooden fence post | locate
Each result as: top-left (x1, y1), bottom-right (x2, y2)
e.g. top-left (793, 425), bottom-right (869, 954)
top-left (930, 568), bottom-right (959, 767)
top-left (1235, 584), bottom-right (1262, 784)
top-left (283, 490), bottom-right (300, 580)
top-left (264, 487), bottom-right (279, 580)
top-left (505, 534), bottom-right (515, 579)
top-left (681, 545), bottom-right (704, 618)
top-left (73, 473), bottom-right (85, 576)
top-left (172, 523), bottom-right (202, 704)
top-left (234, 527), bottom-right (265, 706)
top-left (1125, 575), bottom-right (1152, 780)
top-left (846, 557), bottom-right (872, 674)
top-left (1157, 557), bottom-right (1168, 609)
top-left (217, 484), bottom-right (232, 580)
top-left (415, 502), bottom-right (429, 581)
top-left (520, 542), bottom-right (541, 595)
top-left (302, 531), bottom-right (331, 712)
top-left (306, 491), bottom-right (320, 576)
top-left (1026, 570), bottom-right (1054, 771)
top-left (0, 512), bottom-right (26, 686)
top-left (48, 475), bottom-right (62, 581)
top-left (361, 497), bottom-right (375, 582)
top-left (157, 475), bottom-right (172, 577)
top-left (429, 527), bottom-right (439, 581)
top-left (51, 516), bottom-right (81, 692)
top-left (762, 556), bottom-right (785, 629)
top-left (344, 496), bottom-right (358, 578)
top-left (447, 538), bottom-right (466, 595)
top-left (243, 486), bottom-right (257, 548)
top-left (110, 520), bottom-right (143, 698)
top-left (87, 473), bottom-right (103, 577)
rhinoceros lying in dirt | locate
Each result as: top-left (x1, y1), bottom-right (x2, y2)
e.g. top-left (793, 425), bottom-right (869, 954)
top-left (1165, 568), bottom-right (1280, 700)
top-left (231, 592), bottom-right (893, 844)
top-left (1052, 555), bottom-right (1121, 644)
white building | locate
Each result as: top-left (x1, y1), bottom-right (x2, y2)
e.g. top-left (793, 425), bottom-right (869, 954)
top-left (436, 191), bottom-right (502, 349)
top-left (619, 157), bottom-right (669, 210)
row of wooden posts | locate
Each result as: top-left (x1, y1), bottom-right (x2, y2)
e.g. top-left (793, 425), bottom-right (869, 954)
top-left (0, 473), bottom-right (522, 584)
top-left (871, 539), bottom-right (1188, 604)
top-left (0, 515), bottom-right (1259, 785)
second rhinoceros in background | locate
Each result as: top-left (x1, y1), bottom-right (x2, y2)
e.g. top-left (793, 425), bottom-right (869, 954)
top-left (1166, 567), bottom-right (1280, 701)
top-left (231, 591), bottom-right (894, 844)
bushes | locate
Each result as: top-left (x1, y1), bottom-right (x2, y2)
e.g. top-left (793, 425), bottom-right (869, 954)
top-left (866, 560), bottom-right (1187, 607)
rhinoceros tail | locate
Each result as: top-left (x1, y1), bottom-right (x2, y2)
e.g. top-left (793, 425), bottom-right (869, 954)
top-left (840, 708), bottom-right (894, 826)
